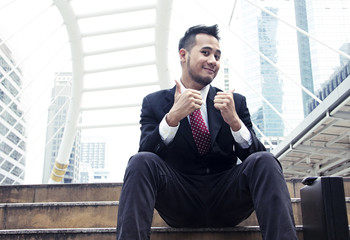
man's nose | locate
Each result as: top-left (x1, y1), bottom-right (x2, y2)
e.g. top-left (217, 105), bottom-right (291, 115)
top-left (207, 54), bottom-right (217, 65)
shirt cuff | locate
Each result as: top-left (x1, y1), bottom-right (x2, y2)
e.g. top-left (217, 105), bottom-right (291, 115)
top-left (231, 121), bottom-right (252, 149)
top-left (159, 114), bottom-right (179, 145)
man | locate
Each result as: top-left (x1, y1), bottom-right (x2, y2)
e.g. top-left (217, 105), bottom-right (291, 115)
top-left (116, 24), bottom-right (297, 240)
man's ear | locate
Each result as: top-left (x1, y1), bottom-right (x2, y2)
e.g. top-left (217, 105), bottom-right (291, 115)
top-left (179, 48), bottom-right (187, 63)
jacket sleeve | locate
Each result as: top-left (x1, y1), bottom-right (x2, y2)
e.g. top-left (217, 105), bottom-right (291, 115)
top-left (138, 94), bottom-right (168, 156)
top-left (234, 94), bottom-right (266, 161)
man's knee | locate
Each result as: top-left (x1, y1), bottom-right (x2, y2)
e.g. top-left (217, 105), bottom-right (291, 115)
top-left (125, 152), bottom-right (161, 175)
top-left (245, 151), bottom-right (283, 173)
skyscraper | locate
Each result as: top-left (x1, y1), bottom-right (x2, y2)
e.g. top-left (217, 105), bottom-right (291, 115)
top-left (240, 0), bottom-right (302, 141)
top-left (294, 0), bottom-right (314, 117)
top-left (42, 72), bottom-right (81, 183)
top-left (0, 38), bottom-right (27, 185)
top-left (257, 7), bottom-right (283, 137)
top-left (238, 0), bottom-right (349, 143)
top-left (294, 0), bottom-right (350, 115)
top-left (304, 0), bottom-right (350, 92)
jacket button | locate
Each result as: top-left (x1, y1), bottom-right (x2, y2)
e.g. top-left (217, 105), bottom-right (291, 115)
top-left (154, 144), bottom-right (161, 152)
top-left (206, 168), bottom-right (210, 174)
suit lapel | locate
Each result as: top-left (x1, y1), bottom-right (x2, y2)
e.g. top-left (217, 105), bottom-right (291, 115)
top-left (163, 87), bottom-right (175, 113)
top-left (207, 86), bottom-right (224, 144)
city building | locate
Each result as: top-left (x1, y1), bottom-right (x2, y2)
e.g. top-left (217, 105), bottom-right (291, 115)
top-left (237, 0), bottom-right (350, 148)
top-left (0, 38), bottom-right (27, 185)
top-left (42, 72), bottom-right (81, 183)
top-left (307, 61), bottom-right (350, 114)
top-left (80, 168), bottom-right (110, 183)
top-left (304, 0), bottom-right (350, 92)
top-left (80, 142), bottom-right (110, 183)
top-left (239, 0), bottom-right (302, 143)
top-left (339, 43), bottom-right (350, 66)
top-left (222, 59), bottom-right (231, 93)
top-left (213, 58), bottom-right (231, 92)
top-left (294, 0), bottom-right (314, 117)
top-left (295, 0), bottom-right (350, 115)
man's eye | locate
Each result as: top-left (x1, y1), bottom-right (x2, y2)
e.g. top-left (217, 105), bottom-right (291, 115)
top-left (202, 51), bottom-right (209, 55)
top-left (215, 55), bottom-right (221, 60)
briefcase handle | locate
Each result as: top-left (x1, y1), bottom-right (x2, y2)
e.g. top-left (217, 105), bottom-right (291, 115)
top-left (301, 176), bottom-right (318, 186)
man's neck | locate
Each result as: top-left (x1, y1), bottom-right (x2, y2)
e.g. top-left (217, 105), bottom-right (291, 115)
top-left (180, 77), bottom-right (206, 91)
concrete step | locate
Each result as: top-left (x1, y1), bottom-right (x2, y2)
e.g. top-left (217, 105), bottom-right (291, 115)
top-left (0, 179), bottom-right (349, 203)
top-left (0, 226), bottom-right (305, 240)
top-left (0, 183), bottom-right (122, 203)
top-left (0, 179), bottom-right (348, 240)
top-left (2, 198), bottom-right (344, 229)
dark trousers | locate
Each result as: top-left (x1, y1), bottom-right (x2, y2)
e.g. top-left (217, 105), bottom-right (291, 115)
top-left (116, 151), bottom-right (297, 240)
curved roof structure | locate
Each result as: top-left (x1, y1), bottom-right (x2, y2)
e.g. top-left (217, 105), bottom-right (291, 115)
top-left (48, 0), bottom-right (173, 183)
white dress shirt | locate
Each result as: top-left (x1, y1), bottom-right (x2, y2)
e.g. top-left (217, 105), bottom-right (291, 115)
top-left (159, 82), bottom-right (252, 150)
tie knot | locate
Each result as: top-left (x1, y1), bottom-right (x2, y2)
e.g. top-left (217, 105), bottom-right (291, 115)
top-left (190, 109), bottom-right (201, 116)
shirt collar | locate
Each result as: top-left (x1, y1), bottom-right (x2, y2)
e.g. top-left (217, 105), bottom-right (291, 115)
top-left (179, 81), bottom-right (210, 106)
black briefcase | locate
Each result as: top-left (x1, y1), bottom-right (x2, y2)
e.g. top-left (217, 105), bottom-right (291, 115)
top-left (300, 176), bottom-right (349, 240)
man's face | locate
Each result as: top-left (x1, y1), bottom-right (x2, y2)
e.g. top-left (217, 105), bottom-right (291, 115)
top-left (185, 34), bottom-right (221, 87)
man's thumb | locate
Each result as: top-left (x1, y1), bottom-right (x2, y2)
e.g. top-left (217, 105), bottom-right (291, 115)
top-left (175, 80), bottom-right (181, 97)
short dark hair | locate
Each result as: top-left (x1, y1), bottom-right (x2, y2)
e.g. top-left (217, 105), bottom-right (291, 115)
top-left (178, 24), bottom-right (220, 51)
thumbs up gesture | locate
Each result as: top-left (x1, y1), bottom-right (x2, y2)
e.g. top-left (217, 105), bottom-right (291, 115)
top-left (166, 80), bottom-right (203, 127)
top-left (214, 89), bottom-right (242, 131)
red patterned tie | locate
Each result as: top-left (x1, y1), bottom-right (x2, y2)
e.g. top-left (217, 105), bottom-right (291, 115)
top-left (189, 109), bottom-right (211, 155)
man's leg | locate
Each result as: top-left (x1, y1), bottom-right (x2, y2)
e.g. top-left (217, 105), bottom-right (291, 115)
top-left (237, 152), bottom-right (297, 240)
top-left (206, 152), bottom-right (297, 239)
top-left (116, 151), bottom-right (204, 239)
top-left (116, 152), bottom-right (163, 240)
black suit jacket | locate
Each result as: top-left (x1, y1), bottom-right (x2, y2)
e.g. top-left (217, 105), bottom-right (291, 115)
top-left (138, 85), bottom-right (266, 175)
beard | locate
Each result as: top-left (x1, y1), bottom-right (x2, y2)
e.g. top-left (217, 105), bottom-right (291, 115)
top-left (187, 56), bottom-right (215, 87)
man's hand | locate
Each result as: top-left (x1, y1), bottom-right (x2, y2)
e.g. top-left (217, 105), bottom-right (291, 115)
top-left (166, 80), bottom-right (202, 127)
top-left (214, 90), bottom-right (241, 131)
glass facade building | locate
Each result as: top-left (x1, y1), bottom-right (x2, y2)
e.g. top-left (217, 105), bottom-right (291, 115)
top-left (296, 0), bottom-right (350, 113)
top-left (305, 0), bottom-right (350, 92)
top-left (0, 39), bottom-right (26, 185)
top-left (256, 7), bottom-right (283, 137)
top-left (240, 0), bottom-right (302, 141)
top-left (238, 0), bottom-right (350, 144)
top-left (294, 0), bottom-right (314, 117)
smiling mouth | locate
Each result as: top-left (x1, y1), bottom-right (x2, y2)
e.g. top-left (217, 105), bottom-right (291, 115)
top-left (204, 67), bottom-right (215, 73)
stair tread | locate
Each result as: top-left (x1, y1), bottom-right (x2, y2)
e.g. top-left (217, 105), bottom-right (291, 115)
top-left (1, 198), bottom-right (349, 229)
top-left (0, 201), bottom-right (118, 207)
top-left (1, 179), bottom-right (349, 203)
top-left (0, 198), bottom-right (307, 207)
top-left (0, 227), bottom-right (306, 240)
top-left (4, 197), bottom-right (350, 208)
top-left (0, 225), bottom-right (306, 234)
